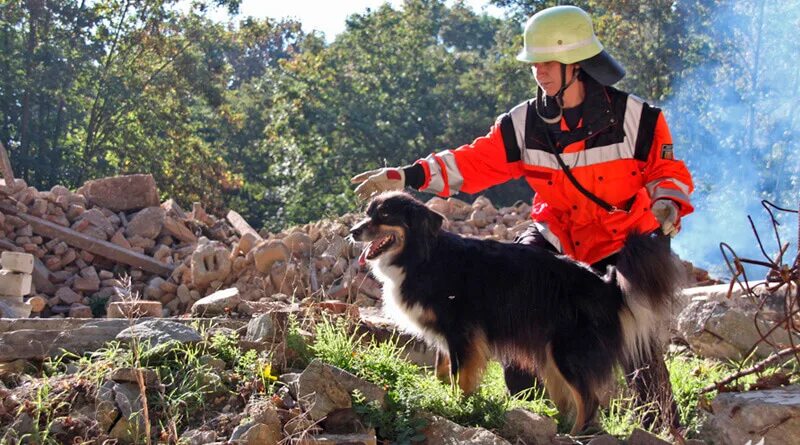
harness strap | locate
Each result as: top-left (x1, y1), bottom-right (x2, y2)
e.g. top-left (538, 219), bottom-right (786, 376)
top-left (541, 124), bottom-right (631, 213)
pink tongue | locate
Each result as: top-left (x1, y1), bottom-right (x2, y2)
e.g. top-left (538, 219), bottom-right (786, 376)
top-left (358, 243), bottom-right (370, 266)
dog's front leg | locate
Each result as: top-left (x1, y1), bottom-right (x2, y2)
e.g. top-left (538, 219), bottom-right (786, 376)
top-left (446, 330), bottom-right (490, 396)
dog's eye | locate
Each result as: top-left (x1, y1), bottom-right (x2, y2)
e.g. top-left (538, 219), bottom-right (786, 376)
top-left (378, 211), bottom-right (390, 219)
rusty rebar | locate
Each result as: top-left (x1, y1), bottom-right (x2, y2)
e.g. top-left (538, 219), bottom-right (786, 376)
top-left (712, 199), bottom-right (799, 390)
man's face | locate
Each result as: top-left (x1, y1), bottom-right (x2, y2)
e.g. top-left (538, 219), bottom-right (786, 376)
top-left (531, 61), bottom-right (576, 96)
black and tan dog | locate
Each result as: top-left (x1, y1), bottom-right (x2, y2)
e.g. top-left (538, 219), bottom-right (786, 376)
top-left (349, 191), bottom-right (683, 434)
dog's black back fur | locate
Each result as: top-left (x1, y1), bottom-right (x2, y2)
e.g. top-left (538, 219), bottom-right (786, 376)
top-left (403, 229), bottom-right (626, 385)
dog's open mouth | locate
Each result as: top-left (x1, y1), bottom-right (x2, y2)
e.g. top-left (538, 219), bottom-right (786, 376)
top-left (358, 234), bottom-right (396, 265)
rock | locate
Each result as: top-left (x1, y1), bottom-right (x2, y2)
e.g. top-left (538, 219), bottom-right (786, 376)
top-left (177, 285), bottom-right (192, 304)
top-left (55, 286), bottom-right (82, 305)
top-left (297, 359), bottom-right (354, 421)
top-left (68, 304), bottom-right (93, 318)
top-left (162, 215), bottom-right (197, 243)
top-left (293, 431), bottom-right (378, 445)
top-left (78, 174), bottom-right (159, 212)
top-left (116, 319), bottom-right (202, 348)
top-left (587, 434), bottom-right (623, 445)
top-left (145, 276), bottom-right (166, 300)
top-left (77, 208), bottom-right (116, 236)
top-left (191, 241), bottom-right (232, 289)
top-left (126, 207), bottom-right (166, 240)
top-left (628, 428), bottom-right (671, 445)
top-left (0, 359), bottom-right (32, 376)
top-left (191, 287), bottom-right (241, 317)
top-left (107, 301), bottom-right (163, 318)
top-left (0, 319), bottom-right (153, 360)
top-left (238, 232), bottom-right (258, 255)
top-left (422, 414), bottom-right (511, 445)
top-left (284, 231), bottom-right (313, 257)
top-left (702, 385), bottom-right (800, 445)
top-left (109, 367), bottom-right (161, 388)
top-left (73, 275), bottom-right (101, 292)
top-left (246, 312), bottom-right (279, 342)
top-left (2, 413), bottom-right (34, 442)
top-left (677, 297), bottom-right (800, 360)
top-left (497, 408), bottom-right (557, 445)
top-left (229, 421), bottom-right (281, 445)
top-left (180, 429), bottom-right (217, 445)
top-left (322, 408), bottom-right (371, 434)
top-left (110, 229), bottom-right (133, 249)
top-left (252, 239), bottom-right (289, 274)
top-left (270, 261), bottom-right (307, 297)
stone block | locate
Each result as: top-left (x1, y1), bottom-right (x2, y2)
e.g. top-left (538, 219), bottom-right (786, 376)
top-left (1, 252), bottom-right (34, 274)
top-left (77, 174), bottom-right (159, 212)
top-left (0, 299), bottom-right (32, 318)
top-left (0, 270), bottom-right (32, 297)
top-left (107, 301), bottom-right (163, 319)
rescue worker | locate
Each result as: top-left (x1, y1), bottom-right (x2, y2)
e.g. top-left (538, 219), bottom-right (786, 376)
top-left (351, 5), bottom-right (692, 431)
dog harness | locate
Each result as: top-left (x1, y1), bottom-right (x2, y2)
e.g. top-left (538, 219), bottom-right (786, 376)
top-left (410, 78), bottom-right (693, 264)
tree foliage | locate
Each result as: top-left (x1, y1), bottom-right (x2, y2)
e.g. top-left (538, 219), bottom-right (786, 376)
top-left (0, 0), bottom-right (797, 240)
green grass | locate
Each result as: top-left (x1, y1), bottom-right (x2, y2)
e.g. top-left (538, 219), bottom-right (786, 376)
top-left (310, 317), bottom-right (800, 442)
top-left (7, 315), bottom-right (797, 444)
top-left (310, 317), bottom-right (557, 443)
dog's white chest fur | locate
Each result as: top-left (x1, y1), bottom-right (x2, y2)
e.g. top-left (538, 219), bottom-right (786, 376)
top-left (370, 257), bottom-right (444, 346)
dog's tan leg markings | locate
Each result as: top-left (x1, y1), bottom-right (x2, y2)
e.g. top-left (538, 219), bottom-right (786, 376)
top-left (569, 385), bottom-right (588, 436)
top-left (541, 344), bottom-right (599, 435)
top-left (455, 330), bottom-right (490, 395)
top-left (540, 344), bottom-right (574, 417)
top-left (435, 349), bottom-right (451, 382)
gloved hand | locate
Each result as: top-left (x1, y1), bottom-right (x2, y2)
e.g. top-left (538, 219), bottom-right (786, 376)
top-left (651, 199), bottom-right (680, 237)
top-left (351, 167), bottom-right (405, 200)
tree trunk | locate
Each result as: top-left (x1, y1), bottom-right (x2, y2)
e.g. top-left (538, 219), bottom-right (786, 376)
top-left (20, 0), bottom-right (42, 158)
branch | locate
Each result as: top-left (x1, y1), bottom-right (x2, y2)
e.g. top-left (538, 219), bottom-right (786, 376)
top-left (701, 345), bottom-right (800, 394)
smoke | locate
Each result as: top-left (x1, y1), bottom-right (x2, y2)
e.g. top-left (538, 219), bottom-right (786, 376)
top-left (664, 0), bottom-right (800, 279)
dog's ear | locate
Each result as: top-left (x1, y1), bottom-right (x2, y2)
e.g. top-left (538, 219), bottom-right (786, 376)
top-left (414, 204), bottom-right (444, 238)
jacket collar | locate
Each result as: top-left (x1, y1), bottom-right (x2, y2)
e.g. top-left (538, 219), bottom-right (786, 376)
top-left (554, 76), bottom-right (615, 148)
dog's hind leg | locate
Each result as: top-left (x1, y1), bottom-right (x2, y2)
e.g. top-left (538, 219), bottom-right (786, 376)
top-left (545, 343), bottom-right (604, 435)
top-left (446, 330), bottom-right (490, 395)
top-left (434, 349), bottom-right (451, 383)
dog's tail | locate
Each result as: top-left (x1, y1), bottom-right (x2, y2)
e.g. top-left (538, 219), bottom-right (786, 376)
top-left (615, 232), bottom-right (687, 363)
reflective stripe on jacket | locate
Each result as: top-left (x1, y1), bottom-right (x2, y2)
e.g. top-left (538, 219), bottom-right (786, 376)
top-left (415, 79), bottom-right (694, 264)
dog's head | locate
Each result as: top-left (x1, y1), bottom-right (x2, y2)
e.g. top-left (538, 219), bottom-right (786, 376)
top-left (349, 191), bottom-right (444, 265)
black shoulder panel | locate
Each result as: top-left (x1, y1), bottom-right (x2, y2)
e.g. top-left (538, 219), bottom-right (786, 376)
top-left (499, 114), bottom-right (521, 163)
top-left (635, 103), bottom-right (661, 161)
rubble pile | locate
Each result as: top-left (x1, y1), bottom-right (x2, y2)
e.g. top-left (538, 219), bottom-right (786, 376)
top-left (0, 174), bottom-right (713, 319)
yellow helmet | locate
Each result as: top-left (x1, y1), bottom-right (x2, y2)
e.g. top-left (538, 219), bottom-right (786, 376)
top-left (516, 5), bottom-right (625, 85)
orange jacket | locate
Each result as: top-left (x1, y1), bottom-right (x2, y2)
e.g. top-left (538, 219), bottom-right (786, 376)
top-left (412, 81), bottom-right (693, 264)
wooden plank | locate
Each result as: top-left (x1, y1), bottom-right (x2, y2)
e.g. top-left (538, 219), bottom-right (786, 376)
top-left (226, 209), bottom-right (262, 239)
top-left (32, 258), bottom-right (56, 294)
top-left (0, 239), bottom-right (22, 252)
top-left (0, 141), bottom-right (14, 184)
top-left (0, 204), bottom-right (173, 276)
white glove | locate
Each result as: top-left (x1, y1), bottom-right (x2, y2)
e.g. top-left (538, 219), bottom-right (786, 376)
top-left (651, 199), bottom-right (680, 237)
top-left (351, 167), bottom-right (405, 200)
